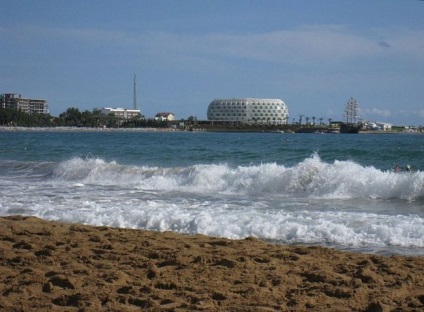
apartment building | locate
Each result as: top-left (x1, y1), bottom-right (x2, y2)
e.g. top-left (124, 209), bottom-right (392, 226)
top-left (0, 93), bottom-right (49, 114)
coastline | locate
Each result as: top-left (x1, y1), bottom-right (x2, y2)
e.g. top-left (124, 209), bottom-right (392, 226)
top-left (0, 126), bottom-right (181, 132)
top-left (1, 125), bottom-right (422, 134)
top-left (1, 216), bottom-right (423, 311)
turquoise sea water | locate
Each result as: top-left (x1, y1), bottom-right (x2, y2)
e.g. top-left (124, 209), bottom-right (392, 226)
top-left (1, 129), bottom-right (424, 255)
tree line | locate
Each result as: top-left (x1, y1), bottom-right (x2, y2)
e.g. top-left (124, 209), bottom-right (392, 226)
top-left (0, 107), bottom-right (171, 128)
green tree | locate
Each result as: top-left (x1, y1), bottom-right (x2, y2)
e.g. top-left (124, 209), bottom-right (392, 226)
top-left (59, 107), bottom-right (82, 126)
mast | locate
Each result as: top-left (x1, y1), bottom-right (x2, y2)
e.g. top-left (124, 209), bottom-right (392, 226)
top-left (133, 74), bottom-right (137, 110)
top-left (344, 97), bottom-right (359, 124)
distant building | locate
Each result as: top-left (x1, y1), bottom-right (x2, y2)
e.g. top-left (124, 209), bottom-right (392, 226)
top-left (207, 98), bottom-right (289, 125)
top-left (0, 93), bottom-right (49, 114)
top-left (155, 112), bottom-right (175, 121)
top-left (365, 121), bottom-right (392, 131)
top-left (101, 107), bottom-right (141, 119)
top-left (375, 122), bottom-right (392, 131)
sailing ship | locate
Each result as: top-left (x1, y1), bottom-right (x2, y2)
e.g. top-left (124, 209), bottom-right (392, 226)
top-left (340, 97), bottom-right (362, 133)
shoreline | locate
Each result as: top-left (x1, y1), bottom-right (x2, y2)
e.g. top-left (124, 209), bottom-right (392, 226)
top-left (0, 126), bottom-right (181, 132)
top-left (1, 215), bottom-right (424, 311)
top-left (1, 125), bottom-right (422, 134)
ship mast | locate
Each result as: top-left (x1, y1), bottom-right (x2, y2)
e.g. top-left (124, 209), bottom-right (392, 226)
top-left (344, 97), bottom-right (360, 124)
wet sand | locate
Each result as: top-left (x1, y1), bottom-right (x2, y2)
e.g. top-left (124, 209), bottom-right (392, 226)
top-left (1, 215), bottom-right (424, 311)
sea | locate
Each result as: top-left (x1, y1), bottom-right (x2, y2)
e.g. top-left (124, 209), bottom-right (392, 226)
top-left (1, 129), bottom-right (424, 256)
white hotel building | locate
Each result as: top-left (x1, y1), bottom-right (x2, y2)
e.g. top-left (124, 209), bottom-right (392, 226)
top-left (101, 107), bottom-right (141, 119)
top-left (207, 98), bottom-right (289, 125)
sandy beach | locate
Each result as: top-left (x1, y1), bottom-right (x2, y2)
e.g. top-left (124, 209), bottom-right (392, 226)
top-left (0, 216), bottom-right (423, 311)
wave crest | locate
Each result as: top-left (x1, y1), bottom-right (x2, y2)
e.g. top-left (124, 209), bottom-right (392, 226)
top-left (51, 156), bottom-right (424, 200)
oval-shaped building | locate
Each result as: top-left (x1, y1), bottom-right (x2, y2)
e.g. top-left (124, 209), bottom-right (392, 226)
top-left (207, 98), bottom-right (289, 125)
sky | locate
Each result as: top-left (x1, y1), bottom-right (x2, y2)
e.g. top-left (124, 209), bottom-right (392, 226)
top-left (1, 0), bottom-right (423, 126)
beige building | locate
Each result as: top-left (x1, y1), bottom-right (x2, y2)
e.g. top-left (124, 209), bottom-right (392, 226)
top-left (155, 112), bottom-right (175, 121)
top-left (0, 93), bottom-right (49, 114)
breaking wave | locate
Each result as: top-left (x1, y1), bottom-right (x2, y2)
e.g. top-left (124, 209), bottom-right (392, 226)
top-left (50, 154), bottom-right (424, 201)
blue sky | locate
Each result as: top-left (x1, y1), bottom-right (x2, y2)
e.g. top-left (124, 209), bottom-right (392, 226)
top-left (1, 0), bottom-right (423, 125)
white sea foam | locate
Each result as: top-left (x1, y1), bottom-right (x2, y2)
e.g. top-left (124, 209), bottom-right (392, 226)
top-left (51, 155), bottom-right (424, 200)
top-left (2, 155), bottom-right (424, 255)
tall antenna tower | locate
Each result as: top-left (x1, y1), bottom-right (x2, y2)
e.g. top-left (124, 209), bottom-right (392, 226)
top-left (133, 74), bottom-right (137, 110)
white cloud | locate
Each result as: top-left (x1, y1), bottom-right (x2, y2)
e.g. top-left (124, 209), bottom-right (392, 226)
top-left (141, 25), bottom-right (380, 66)
top-left (364, 108), bottom-right (392, 118)
top-left (8, 23), bottom-right (424, 67)
top-left (145, 25), bottom-right (424, 66)
top-left (327, 109), bottom-right (336, 116)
